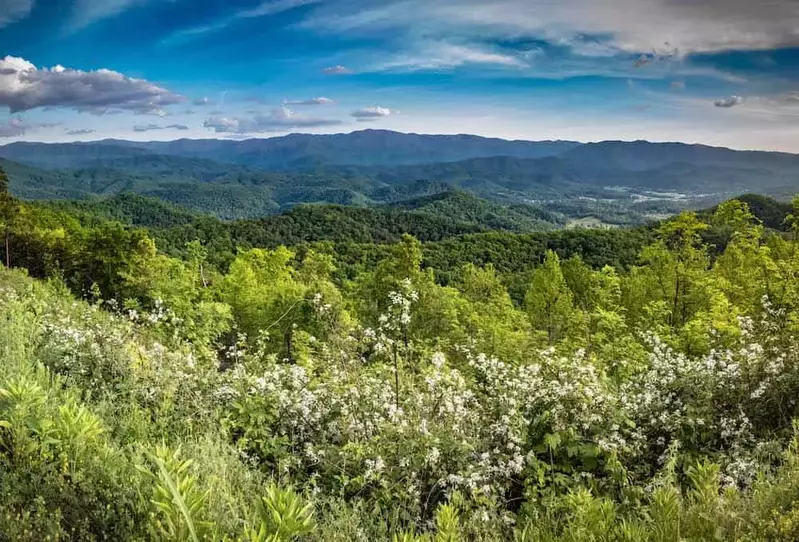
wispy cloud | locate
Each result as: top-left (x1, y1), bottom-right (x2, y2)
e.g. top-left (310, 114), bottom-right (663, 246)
top-left (164, 0), bottom-right (322, 44)
top-left (297, 0), bottom-right (799, 85)
top-left (283, 96), bottom-right (335, 106)
top-left (68, 0), bottom-right (156, 32)
top-left (133, 123), bottom-right (189, 132)
top-left (203, 106), bottom-right (343, 133)
top-left (712, 92), bottom-right (799, 117)
top-left (133, 123), bottom-right (161, 132)
top-left (303, 0), bottom-right (799, 55)
top-left (323, 65), bottom-right (352, 75)
top-left (237, 0), bottom-right (321, 19)
top-left (375, 42), bottom-right (527, 71)
top-left (0, 117), bottom-right (29, 137)
top-left (0, 55), bottom-right (182, 114)
top-left (65, 128), bottom-right (96, 135)
top-left (351, 106), bottom-right (395, 121)
top-left (0, 117), bottom-right (60, 137)
top-left (714, 95), bottom-right (744, 108)
top-left (0, 0), bottom-right (34, 28)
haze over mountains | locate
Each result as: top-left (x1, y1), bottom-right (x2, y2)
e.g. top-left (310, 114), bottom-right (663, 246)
top-left (2, 129), bottom-right (798, 223)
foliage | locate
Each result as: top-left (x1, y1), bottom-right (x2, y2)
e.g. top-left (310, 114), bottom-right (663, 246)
top-left (4, 179), bottom-right (799, 539)
top-left (248, 484), bottom-right (316, 542)
top-left (137, 445), bottom-right (214, 541)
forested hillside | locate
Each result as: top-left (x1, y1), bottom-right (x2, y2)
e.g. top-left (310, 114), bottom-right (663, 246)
top-left (3, 131), bottom-right (799, 223)
top-left (0, 130), bottom-right (579, 169)
top-left (5, 160), bottom-right (799, 539)
top-left (23, 191), bottom-right (651, 297)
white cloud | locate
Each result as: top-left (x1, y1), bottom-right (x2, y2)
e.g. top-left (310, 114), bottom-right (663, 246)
top-left (323, 65), bottom-right (352, 75)
top-left (65, 128), bottom-right (96, 135)
top-left (303, 0), bottom-right (799, 55)
top-left (0, 0), bottom-right (34, 28)
top-left (203, 107), bottom-right (344, 133)
top-left (351, 106), bottom-right (394, 121)
top-left (283, 96), bottom-right (335, 106)
top-left (714, 95), bottom-right (744, 108)
top-left (377, 42), bottom-right (527, 71)
top-left (193, 97), bottom-right (211, 106)
top-left (0, 55), bottom-right (183, 114)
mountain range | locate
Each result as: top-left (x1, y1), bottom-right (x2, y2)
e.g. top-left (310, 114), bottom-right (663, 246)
top-left (2, 129), bottom-right (798, 223)
top-left (0, 130), bottom-right (579, 170)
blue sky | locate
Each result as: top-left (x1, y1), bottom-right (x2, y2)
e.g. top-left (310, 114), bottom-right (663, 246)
top-left (1, 0), bottom-right (798, 151)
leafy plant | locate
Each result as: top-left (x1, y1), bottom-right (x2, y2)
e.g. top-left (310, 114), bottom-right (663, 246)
top-left (137, 445), bottom-right (213, 541)
top-left (246, 483), bottom-right (316, 542)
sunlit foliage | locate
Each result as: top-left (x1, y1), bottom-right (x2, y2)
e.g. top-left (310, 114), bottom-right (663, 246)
top-left (4, 176), bottom-right (799, 540)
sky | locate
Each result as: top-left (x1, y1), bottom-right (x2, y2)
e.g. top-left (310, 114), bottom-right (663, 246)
top-left (0, 0), bottom-right (798, 151)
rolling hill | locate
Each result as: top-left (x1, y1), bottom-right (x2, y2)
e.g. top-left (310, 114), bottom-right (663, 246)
top-left (3, 130), bottom-right (799, 223)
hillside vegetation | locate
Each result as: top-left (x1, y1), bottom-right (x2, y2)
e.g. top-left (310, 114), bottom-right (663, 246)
top-left (3, 130), bottom-right (799, 222)
top-left (29, 191), bottom-right (651, 284)
top-left (5, 163), bottom-right (799, 539)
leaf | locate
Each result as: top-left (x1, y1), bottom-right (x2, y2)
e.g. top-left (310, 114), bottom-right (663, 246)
top-left (152, 456), bottom-right (201, 542)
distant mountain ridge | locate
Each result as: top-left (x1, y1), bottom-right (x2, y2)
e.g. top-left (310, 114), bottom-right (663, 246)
top-left (0, 130), bottom-right (581, 170)
top-left (2, 129), bottom-right (799, 223)
top-left (5, 130), bottom-right (798, 173)
top-left (563, 140), bottom-right (799, 172)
